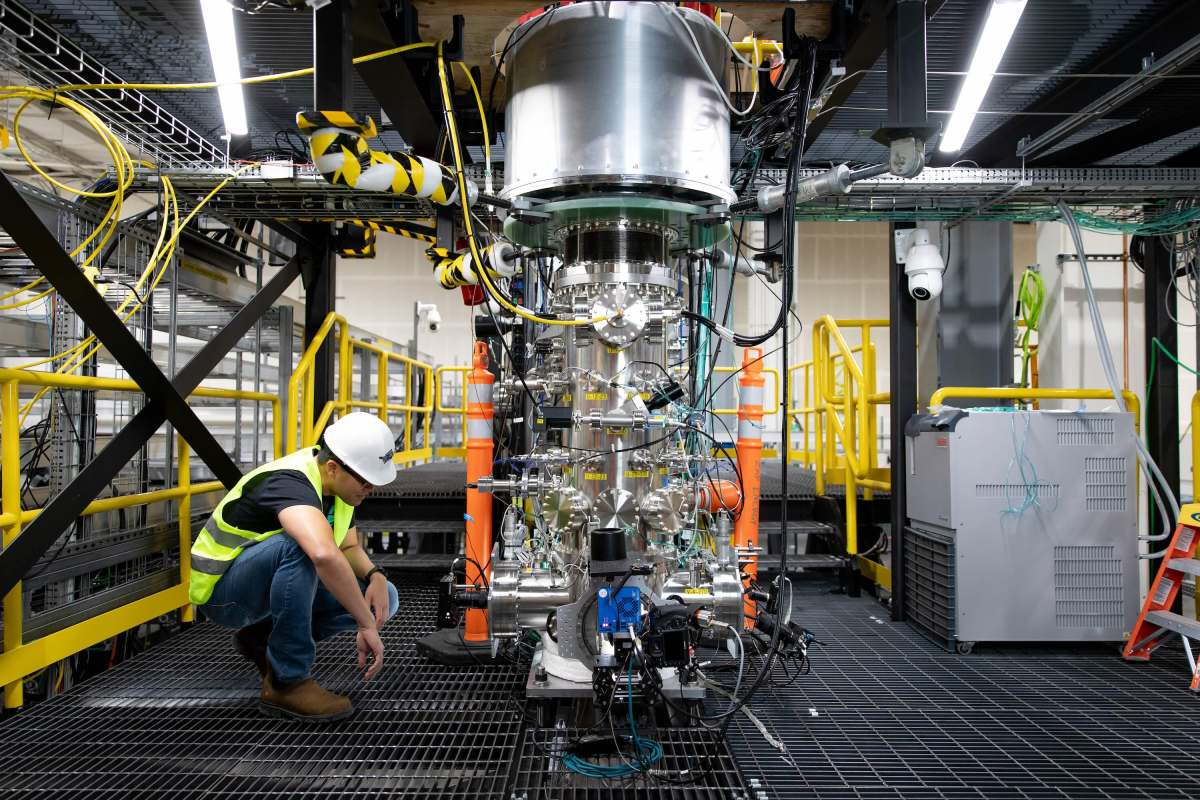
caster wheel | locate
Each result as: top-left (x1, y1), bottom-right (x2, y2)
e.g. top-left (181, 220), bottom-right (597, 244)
top-left (955, 641), bottom-right (975, 655)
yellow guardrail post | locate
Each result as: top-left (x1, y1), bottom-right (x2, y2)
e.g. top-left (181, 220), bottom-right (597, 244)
top-left (2, 379), bottom-right (23, 708)
top-left (377, 352), bottom-right (389, 424)
top-left (177, 433), bottom-right (193, 624)
top-left (435, 366), bottom-right (470, 459)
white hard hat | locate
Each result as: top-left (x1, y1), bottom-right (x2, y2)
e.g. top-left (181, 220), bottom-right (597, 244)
top-left (322, 412), bottom-right (397, 486)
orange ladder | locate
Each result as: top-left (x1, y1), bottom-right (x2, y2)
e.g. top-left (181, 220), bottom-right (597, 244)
top-left (1122, 503), bottom-right (1200, 691)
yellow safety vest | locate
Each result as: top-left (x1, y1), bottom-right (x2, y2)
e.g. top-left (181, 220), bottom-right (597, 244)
top-left (188, 447), bottom-right (354, 605)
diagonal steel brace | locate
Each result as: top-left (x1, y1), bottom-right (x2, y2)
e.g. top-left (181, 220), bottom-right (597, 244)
top-left (0, 187), bottom-right (301, 597)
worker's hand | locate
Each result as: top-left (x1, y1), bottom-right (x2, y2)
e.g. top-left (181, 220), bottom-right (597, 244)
top-left (356, 626), bottom-right (384, 680)
top-left (364, 574), bottom-right (392, 628)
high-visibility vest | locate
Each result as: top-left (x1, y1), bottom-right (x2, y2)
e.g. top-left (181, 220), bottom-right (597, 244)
top-left (188, 447), bottom-right (353, 605)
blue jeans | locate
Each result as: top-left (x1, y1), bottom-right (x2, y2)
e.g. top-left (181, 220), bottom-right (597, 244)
top-left (199, 533), bottom-right (398, 684)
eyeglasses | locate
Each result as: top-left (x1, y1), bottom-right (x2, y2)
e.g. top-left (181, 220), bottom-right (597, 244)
top-left (334, 460), bottom-right (374, 490)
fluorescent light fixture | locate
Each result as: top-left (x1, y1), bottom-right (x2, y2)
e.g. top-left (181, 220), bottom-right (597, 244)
top-left (939, 0), bottom-right (1027, 153)
top-left (199, 0), bottom-right (248, 136)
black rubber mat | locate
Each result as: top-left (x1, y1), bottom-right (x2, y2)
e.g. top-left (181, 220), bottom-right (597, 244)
top-left (722, 579), bottom-right (1200, 800)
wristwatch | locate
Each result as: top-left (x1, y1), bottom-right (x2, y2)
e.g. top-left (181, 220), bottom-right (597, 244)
top-left (364, 566), bottom-right (386, 583)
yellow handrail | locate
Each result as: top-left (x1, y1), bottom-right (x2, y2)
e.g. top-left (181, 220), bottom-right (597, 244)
top-left (286, 312), bottom-right (350, 453)
top-left (435, 365), bottom-right (470, 458)
top-left (807, 316), bottom-right (892, 555)
top-left (929, 387), bottom-right (1140, 427)
top-left (0, 374), bottom-right (281, 708)
top-left (288, 312), bottom-right (436, 467)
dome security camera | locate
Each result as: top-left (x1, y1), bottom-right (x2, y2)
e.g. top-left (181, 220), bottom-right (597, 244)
top-left (416, 302), bottom-right (441, 333)
top-left (900, 229), bottom-right (945, 301)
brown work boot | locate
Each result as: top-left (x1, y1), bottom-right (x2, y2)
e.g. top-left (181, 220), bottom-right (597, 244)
top-left (233, 618), bottom-right (272, 677)
top-left (259, 672), bottom-right (354, 723)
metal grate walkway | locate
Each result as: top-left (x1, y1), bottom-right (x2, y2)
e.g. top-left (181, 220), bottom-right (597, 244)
top-left (3, 578), bottom-right (1197, 798)
top-left (0, 584), bottom-right (527, 798)
top-left (724, 580), bottom-right (1200, 799)
top-left (0, 582), bottom-right (748, 798)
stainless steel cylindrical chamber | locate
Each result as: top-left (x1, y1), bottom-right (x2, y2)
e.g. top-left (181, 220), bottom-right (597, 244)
top-left (501, 1), bottom-right (734, 202)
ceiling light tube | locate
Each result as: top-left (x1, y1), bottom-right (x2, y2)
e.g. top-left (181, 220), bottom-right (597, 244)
top-left (199, 0), bottom-right (248, 137)
top-left (939, 0), bottom-right (1027, 153)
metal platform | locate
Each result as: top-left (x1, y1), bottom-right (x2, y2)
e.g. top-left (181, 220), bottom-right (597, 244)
top-left (723, 579), bottom-right (1200, 800)
top-left (0, 581), bottom-right (747, 798)
top-left (4, 574), bottom-right (1193, 798)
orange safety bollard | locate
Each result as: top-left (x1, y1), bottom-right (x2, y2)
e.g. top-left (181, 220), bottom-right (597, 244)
top-left (734, 347), bottom-right (765, 628)
top-left (464, 341), bottom-right (495, 641)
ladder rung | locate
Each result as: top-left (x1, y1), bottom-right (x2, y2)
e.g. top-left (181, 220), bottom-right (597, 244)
top-left (1146, 610), bottom-right (1200, 640)
top-left (1168, 558), bottom-right (1200, 577)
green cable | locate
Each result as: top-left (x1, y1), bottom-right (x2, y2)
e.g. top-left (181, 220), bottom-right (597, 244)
top-left (1017, 268), bottom-right (1045, 387)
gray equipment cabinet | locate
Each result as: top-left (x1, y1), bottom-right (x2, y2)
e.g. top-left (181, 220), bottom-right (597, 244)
top-left (904, 408), bottom-right (1140, 652)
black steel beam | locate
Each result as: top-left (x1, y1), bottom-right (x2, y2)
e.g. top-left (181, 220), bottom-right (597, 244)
top-left (889, 221), bottom-right (918, 621)
top-left (1164, 141), bottom-right (1200, 167)
top-left (300, 223), bottom-right (337, 418)
top-left (0, 257), bottom-right (301, 602)
top-left (885, 0), bottom-right (929, 133)
top-left (1142, 234), bottom-right (1180, 587)
top-left (960, 2), bottom-right (1200, 167)
top-left (1032, 109), bottom-right (1200, 167)
top-left (351, 0), bottom-right (449, 159)
top-left (308, 3), bottom-right (351, 416)
top-left (805, 0), bottom-right (945, 146)
top-left (0, 171), bottom-right (239, 487)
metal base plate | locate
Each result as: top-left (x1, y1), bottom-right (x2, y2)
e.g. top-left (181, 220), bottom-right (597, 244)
top-left (525, 662), bottom-right (706, 700)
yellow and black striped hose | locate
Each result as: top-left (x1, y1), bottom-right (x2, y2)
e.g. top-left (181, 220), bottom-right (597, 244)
top-left (425, 242), bottom-right (516, 290)
top-left (296, 110), bottom-right (477, 206)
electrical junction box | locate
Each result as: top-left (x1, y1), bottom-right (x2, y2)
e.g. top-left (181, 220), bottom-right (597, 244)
top-left (596, 586), bottom-right (642, 633)
top-left (904, 408), bottom-right (1140, 650)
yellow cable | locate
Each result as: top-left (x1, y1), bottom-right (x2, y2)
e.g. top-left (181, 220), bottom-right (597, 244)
top-left (0, 275), bottom-right (48, 301)
top-left (435, 45), bottom-right (597, 328)
top-left (15, 175), bottom-right (176, 373)
top-left (0, 287), bottom-right (54, 311)
top-left (0, 88), bottom-right (134, 310)
top-left (40, 42), bottom-right (435, 93)
top-left (455, 61), bottom-right (490, 172)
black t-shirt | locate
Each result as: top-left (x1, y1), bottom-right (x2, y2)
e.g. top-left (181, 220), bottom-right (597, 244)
top-left (221, 469), bottom-right (353, 533)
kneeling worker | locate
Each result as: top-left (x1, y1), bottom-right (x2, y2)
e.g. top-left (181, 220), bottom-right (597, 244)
top-left (187, 412), bottom-right (399, 722)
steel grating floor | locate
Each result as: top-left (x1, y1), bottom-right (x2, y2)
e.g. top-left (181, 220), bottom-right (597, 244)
top-left (3, 578), bottom-right (1197, 798)
top-left (723, 579), bottom-right (1200, 800)
top-left (0, 581), bottom-right (747, 799)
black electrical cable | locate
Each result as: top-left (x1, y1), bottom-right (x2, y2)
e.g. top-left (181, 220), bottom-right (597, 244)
top-left (479, 270), bottom-right (542, 411)
top-left (648, 40), bottom-right (819, 732)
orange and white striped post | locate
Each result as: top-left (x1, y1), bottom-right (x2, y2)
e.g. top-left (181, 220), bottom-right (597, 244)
top-left (735, 347), bottom-right (765, 628)
top-left (464, 341), bottom-right (495, 641)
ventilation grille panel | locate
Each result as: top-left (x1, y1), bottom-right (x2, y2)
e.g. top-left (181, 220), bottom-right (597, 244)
top-left (1054, 544), bottom-right (1123, 628)
top-left (1084, 456), bottom-right (1127, 512)
top-left (1056, 416), bottom-right (1115, 446)
top-left (975, 483), bottom-right (1060, 499)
